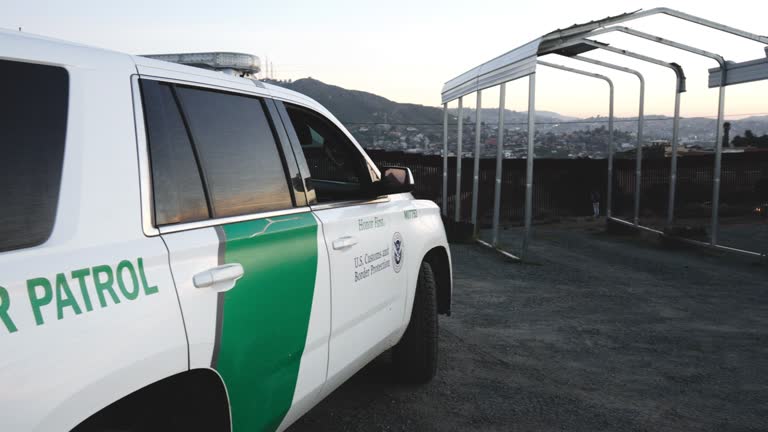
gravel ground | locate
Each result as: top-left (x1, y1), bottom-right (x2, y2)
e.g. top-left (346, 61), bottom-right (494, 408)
top-left (288, 221), bottom-right (768, 432)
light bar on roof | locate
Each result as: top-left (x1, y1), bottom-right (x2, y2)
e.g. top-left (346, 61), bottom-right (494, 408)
top-left (142, 52), bottom-right (261, 75)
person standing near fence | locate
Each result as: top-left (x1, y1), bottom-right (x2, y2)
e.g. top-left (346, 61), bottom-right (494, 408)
top-left (591, 189), bottom-right (601, 219)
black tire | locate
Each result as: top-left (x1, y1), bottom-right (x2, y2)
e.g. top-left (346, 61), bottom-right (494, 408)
top-left (393, 260), bottom-right (438, 384)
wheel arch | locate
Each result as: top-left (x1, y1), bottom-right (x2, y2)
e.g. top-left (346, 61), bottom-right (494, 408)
top-left (422, 246), bottom-right (452, 316)
top-left (72, 368), bottom-right (231, 432)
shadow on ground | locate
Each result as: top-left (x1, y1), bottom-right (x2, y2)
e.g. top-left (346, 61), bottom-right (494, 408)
top-left (289, 221), bottom-right (768, 432)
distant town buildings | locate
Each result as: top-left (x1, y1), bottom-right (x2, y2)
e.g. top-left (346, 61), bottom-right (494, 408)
top-left (347, 120), bottom-right (768, 160)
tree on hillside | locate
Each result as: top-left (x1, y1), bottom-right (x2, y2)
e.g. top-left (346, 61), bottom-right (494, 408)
top-left (732, 129), bottom-right (768, 148)
top-left (733, 134), bottom-right (746, 147)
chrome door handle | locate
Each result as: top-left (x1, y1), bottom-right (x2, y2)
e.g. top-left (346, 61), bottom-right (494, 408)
top-left (193, 263), bottom-right (244, 292)
top-left (332, 236), bottom-right (358, 250)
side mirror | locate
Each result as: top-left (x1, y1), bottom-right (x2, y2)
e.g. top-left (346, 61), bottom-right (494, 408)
top-left (373, 166), bottom-right (415, 195)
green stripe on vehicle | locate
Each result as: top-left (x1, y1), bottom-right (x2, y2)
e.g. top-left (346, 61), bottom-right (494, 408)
top-left (215, 213), bottom-right (318, 432)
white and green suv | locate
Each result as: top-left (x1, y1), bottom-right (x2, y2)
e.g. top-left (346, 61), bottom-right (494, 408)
top-left (0, 30), bottom-right (452, 431)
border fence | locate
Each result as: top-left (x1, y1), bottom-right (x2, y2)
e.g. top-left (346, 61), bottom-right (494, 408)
top-left (368, 150), bottom-right (768, 221)
top-left (364, 149), bottom-right (768, 256)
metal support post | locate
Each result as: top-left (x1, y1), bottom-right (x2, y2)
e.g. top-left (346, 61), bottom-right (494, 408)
top-left (471, 91), bottom-right (482, 230)
top-left (667, 93), bottom-right (682, 226)
top-left (492, 84), bottom-right (506, 247)
top-left (442, 103), bottom-right (448, 216)
top-left (635, 81), bottom-right (645, 226)
top-left (454, 97), bottom-right (463, 222)
top-left (711, 86), bottom-right (726, 245)
top-left (522, 74), bottom-right (536, 257)
top-left (607, 84), bottom-right (614, 218)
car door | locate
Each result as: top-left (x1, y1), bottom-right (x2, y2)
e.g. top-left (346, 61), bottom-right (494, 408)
top-left (135, 78), bottom-right (331, 432)
top-left (275, 101), bottom-right (409, 394)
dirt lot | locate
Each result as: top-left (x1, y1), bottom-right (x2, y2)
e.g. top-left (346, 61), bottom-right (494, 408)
top-left (289, 222), bottom-right (768, 432)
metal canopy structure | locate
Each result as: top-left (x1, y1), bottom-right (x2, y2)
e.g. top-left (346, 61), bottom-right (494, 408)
top-left (440, 7), bottom-right (768, 259)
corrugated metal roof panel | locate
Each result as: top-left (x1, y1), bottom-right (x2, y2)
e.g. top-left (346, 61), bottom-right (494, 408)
top-left (441, 38), bottom-right (541, 104)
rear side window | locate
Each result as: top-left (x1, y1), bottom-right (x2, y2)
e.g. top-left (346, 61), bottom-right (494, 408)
top-left (141, 80), bottom-right (294, 225)
top-left (0, 60), bottom-right (68, 253)
top-left (141, 80), bottom-right (210, 225)
top-left (176, 86), bottom-right (292, 218)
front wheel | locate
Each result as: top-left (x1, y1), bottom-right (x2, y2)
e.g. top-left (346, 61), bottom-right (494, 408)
top-left (392, 261), bottom-right (438, 383)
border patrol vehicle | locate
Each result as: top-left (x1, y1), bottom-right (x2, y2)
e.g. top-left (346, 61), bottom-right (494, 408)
top-left (0, 29), bottom-right (452, 431)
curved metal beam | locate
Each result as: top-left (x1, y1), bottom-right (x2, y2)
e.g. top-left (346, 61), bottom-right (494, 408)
top-left (537, 60), bottom-right (614, 91)
top-left (581, 40), bottom-right (686, 93)
top-left (582, 27), bottom-right (727, 232)
top-left (567, 55), bottom-right (644, 80)
top-left (568, 40), bottom-right (685, 225)
top-left (537, 60), bottom-right (614, 223)
top-left (543, 7), bottom-right (768, 47)
top-left (563, 56), bottom-right (644, 220)
top-left (631, 7), bottom-right (768, 45)
top-left (587, 26), bottom-right (726, 79)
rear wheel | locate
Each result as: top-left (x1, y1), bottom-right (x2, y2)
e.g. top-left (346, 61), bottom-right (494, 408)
top-left (393, 261), bottom-right (438, 383)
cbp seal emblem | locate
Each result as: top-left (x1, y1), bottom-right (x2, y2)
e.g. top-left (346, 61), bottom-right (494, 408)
top-left (392, 232), bottom-right (403, 273)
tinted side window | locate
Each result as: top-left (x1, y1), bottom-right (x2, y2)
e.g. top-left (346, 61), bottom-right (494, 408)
top-left (176, 87), bottom-right (292, 217)
top-left (285, 104), bottom-right (365, 184)
top-left (0, 60), bottom-right (68, 253)
top-left (141, 80), bottom-right (210, 225)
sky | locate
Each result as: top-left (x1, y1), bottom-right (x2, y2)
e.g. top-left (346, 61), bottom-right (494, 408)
top-left (2, 0), bottom-right (767, 119)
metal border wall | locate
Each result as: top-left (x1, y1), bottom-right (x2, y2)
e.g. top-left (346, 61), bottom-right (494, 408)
top-left (440, 7), bottom-right (768, 260)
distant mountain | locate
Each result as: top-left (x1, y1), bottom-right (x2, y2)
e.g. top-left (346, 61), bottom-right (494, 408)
top-left (267, 78), bottom-right (768, 144)
top-left (266, 78), bottom-right (444, 125)
top-left (267, 78), bottom-right (577, 126)
top-left (448, 108), bottom-right (580, 125)
top-left (570, 114), bottom-right (768, 146)
top-left (736, 115), bottom-right (768, 122)
top-left (731, 115), bottom-right (768, 137)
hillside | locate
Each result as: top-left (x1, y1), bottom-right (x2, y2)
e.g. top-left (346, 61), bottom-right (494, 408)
top-left (267, 78), bottom-right (580, 126)
top-left (267, 78), bottom-right (444, 125)
top-left (267, 78), bottom-right (768, 146)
